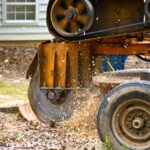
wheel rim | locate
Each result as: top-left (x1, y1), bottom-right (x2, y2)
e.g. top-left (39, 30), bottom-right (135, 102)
top-left (112, 99), bottom-right (150, 149)
top-left (50, 0), bottom-right (94, 37)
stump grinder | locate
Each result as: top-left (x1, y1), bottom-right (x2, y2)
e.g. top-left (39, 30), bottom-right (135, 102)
top-left (27, 0), bottom-right (150, 149)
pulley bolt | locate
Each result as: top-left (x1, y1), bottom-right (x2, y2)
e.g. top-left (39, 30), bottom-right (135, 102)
top-left (47, 91), bottom-right (55, 100)
top-left (66, 10), bottom-right (77, 20)
top-left (66, 12), bottom-right (73, 19)
top-left (133, 117), bottom-right (144, 129)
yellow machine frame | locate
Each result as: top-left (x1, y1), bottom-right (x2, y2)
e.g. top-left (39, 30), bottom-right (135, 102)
top-left (38, 35), bottom-right (150, 89)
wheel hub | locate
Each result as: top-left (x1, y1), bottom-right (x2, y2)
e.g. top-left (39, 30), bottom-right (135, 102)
top-left (121, 106), bottom-right (150, 142)
top-left (132, 117), bottom-right (144, 129)
top-left (65, 9), bottom-right (77, 20)
top-left (112, 99), bottom-right (150, 149)
top-left (47, 90), bottom-right (67, 105)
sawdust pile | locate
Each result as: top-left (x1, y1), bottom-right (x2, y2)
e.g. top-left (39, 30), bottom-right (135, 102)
top-left (62, 89), bottom-right (103, 139)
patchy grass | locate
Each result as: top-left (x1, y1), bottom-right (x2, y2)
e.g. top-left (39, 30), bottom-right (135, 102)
top-left (0, 83), bottom-right (28, 101)
top-left (103, 136), bottom-right (127, 150)
top-left (103, 136), bottom-right (113, 150)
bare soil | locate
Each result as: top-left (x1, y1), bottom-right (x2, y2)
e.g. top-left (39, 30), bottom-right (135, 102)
top-left (0, 44), bottom-right (37, 83)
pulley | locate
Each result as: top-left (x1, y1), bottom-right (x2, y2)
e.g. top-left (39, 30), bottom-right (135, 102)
top-left (49, 0), bottom-right (94, 37)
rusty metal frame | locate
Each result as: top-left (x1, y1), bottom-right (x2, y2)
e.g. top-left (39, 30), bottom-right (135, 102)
top-left (92, 43), bottom-right (150, 55)
top-left (38, 34), bottom-right (150, 89)
top-left (92, 35), bottom-right (150, 56)
top-left (38, 41), bottom-right (92, 89)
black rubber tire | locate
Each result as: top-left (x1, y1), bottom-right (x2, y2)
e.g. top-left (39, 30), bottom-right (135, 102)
top-left (97, 81), bottom-right (150, 150)
top-left (28, 72), bottom-right (88, 122)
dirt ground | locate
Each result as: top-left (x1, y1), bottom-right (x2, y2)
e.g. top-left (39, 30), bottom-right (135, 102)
top-left (0, 44), bottom-right (150, 150)
top-left (0, 92), bottom-right (102, 150)
top-left (0, 44), bottom-right (37, 83)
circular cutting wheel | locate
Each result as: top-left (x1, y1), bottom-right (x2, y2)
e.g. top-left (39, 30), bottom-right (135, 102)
top-left (28, 71), bottom-right (88, 122)
top-left (49, 0), bottom-right (94, 37)
top-left (97, 81), bottom-right (150, 150)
